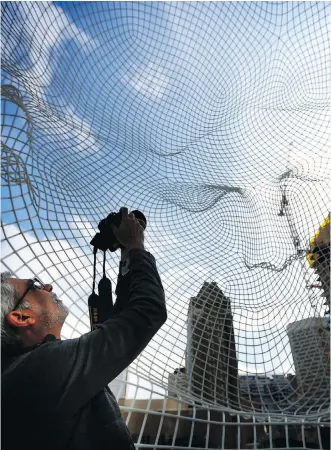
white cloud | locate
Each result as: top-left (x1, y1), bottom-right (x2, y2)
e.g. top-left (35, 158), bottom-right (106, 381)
top-left (61, 105), bottom-right (101, 153)
top-left (122, 62), bottom-right (169, 101)
top-left (15, 2), bottom-right (97, 95)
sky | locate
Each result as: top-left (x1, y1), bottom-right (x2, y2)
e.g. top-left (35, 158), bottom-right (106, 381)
top-left (1, 1), bottom-right (330, 409)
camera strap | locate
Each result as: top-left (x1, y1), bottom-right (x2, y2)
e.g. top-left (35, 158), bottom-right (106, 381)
top-left (88, 247), bottom-right (114, 331)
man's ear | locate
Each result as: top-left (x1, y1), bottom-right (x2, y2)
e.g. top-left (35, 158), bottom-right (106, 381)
top-left (7, 311), bottom-right (36, 328)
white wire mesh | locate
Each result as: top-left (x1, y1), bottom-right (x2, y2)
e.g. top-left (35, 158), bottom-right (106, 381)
top-left (1, 2), bottom-right (330, 449)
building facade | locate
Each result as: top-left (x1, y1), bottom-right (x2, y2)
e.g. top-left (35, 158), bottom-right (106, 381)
top-left (168, 367), bottom-right (190, 403)
top-left (287, 317), bottom-right (330, 402)
top-left (186, 282), bottom-right (238, 407)
top-left (239, 374), bottom-right (297, 414)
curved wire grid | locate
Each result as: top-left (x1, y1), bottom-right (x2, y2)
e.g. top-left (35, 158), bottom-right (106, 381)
top-left (1, 2), bottom-right (330, 449)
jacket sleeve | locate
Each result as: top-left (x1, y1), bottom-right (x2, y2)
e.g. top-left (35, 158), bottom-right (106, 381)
top-left (113, 260), bottom-right (130, 314)
top-left (42, 249), bottom-right (167, 416)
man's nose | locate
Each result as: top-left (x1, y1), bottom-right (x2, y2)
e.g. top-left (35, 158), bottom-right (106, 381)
top-left (44, 284), bottom-right (53, 293)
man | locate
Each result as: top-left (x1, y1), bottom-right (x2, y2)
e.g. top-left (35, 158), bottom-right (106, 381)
top-left (1, 208), bottom-right (167, 450)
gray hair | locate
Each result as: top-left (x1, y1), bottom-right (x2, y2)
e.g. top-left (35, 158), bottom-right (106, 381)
top-left (1, 271), bottom-right (30, 347)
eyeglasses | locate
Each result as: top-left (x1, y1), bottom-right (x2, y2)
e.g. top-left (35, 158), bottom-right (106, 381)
top-left (13, 277), bottom-right (45, 310)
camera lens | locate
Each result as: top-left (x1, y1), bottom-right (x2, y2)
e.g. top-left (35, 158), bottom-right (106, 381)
top-left (131, 210), bottom-right (147, 229)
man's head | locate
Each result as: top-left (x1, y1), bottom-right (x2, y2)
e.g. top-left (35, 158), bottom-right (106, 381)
top-left (1, 271), bottom-right (69, 348)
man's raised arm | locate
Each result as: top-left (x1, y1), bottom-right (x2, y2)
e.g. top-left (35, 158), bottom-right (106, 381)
top-left (34, 208), bottom-right (167, 416)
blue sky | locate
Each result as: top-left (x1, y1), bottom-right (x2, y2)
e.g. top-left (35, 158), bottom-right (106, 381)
top-left (1, 1), bottom-right (330, 405)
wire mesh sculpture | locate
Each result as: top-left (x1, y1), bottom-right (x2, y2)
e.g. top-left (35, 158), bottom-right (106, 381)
top-left (1, 2), bottom-right (330, 449)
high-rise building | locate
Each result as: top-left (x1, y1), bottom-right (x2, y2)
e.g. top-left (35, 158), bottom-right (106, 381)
top-left (287, 317), bottom-right (330, 401)
top-left (239, 374), bottom-right (297, 414)
top-left (186, 282), bottom-right (238, 406)
top-left (168, 367), bottom-right (190, 402)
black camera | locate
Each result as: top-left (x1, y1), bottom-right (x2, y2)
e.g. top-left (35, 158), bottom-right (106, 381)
top-left (90, 209), bottom-right (147, 252)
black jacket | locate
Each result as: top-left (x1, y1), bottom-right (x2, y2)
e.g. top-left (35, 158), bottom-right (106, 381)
top-left (1, 249), bottom-right (167, 450)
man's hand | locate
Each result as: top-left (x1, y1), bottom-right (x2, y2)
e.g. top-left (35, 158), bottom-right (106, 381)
top-left (112, 207), bottom-right (145, 254)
